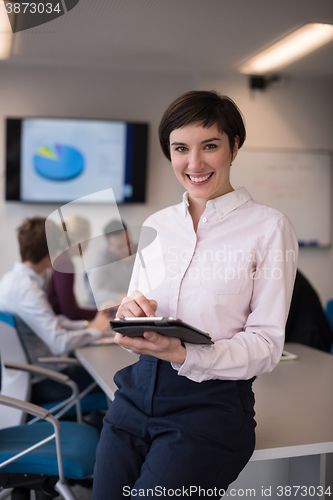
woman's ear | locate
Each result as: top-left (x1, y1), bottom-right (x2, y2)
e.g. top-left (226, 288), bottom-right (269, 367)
top-left (232, 135), bottom-right (240, 163)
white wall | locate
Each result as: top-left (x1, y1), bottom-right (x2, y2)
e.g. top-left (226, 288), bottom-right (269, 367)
top-left (1, 65), bottom-right (333, 307)
top-left (200, 73), bottom-right (333, 306)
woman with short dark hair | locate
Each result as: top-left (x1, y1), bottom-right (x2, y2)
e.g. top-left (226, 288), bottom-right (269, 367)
top-left (158, 90), bottom-right (246, 161)
top-left (93, 91), bottom-right (298, 499)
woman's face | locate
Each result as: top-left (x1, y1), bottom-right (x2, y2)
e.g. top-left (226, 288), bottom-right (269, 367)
top-left (169, 122), bottom-right (239, 208)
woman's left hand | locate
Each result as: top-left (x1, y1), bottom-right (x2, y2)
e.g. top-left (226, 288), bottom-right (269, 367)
top-left (114, 330), bottom-right (186, 365)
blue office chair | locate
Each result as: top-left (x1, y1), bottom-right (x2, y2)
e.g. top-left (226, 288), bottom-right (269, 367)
top-left (0, 387), bottom-right (99, 499)
top-left (0, 313), bottom-right (98, 499)
top-left (325, 300), bottom-right (333, 353)
top-left (0, 311), bottom-right (108, 428)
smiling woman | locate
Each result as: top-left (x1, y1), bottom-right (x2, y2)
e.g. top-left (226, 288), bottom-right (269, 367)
top-left (92, 91), bottom-right (299, 500)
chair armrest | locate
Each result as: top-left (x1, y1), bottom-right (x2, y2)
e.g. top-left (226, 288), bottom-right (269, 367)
top-left (4, 361), bottom-right (70, 384)
top-left (4, 361), bottom-right (82, 423)
top-left (0, 395), bottom-right (65, 483)
top-left (0, 394), bottom-right (50, 420)
top-left (37, 356), bottom-right (80, 366)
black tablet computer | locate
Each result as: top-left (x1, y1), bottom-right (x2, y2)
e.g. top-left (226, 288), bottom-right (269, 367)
top-left (110, 317), bottom-right (214, 345)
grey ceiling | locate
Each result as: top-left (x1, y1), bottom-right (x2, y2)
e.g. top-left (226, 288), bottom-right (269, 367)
top-left (7, 0), bottom-right (333, 76)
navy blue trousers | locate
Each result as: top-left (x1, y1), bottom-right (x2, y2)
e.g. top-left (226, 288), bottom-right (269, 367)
top-left (92, 355), bottom-right (256, 499)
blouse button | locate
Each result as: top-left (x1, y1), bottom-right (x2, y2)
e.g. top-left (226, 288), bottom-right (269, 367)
top-left (202, 217), bottom-right (207, 223)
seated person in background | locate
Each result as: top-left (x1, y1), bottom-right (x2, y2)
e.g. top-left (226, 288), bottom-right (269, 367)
top-left (47, 214), bottom-right (97, 320)
top-left (87, 219), bottom-right (136, 308)
top-left (0, 217), bottom-right (111, 404)
top-left (285, 269), bottom-right (333, 352)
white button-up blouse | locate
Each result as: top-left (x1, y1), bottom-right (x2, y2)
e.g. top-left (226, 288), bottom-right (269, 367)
top-left (128, 187), bottom-right (298, 382)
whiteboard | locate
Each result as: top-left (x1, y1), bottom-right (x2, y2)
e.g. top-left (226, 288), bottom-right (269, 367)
top-left (230, 149), bottom-right (332, 247)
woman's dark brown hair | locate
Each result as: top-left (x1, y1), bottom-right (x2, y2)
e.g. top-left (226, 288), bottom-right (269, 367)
top-left (158, 90), bottom-right (246, 161)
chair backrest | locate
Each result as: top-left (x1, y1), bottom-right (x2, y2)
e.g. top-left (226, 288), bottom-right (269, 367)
top-left (0, 312), bottom-right (31, 429)
top-left (325, 300), bottom-right (333, 330)
top-left (325, 300), bottom-right (333, 353)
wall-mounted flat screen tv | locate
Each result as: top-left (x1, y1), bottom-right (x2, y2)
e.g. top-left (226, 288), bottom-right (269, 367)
top-left (6, 118), bottom-right (149, 203)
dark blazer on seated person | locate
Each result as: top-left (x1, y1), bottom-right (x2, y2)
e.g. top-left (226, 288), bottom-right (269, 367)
top-left (285, 269), bottom-right (333, 352)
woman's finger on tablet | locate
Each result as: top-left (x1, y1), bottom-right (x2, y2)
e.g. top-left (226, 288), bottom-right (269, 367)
top-left (116, 290), bottom-right (157, 318)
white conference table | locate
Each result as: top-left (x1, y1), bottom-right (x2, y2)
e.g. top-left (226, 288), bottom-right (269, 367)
top-left (75, 342), bottom-right (333, 496)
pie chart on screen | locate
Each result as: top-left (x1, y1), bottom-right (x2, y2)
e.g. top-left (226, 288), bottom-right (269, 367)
top-left (34, 143), bottom-right (85, 180)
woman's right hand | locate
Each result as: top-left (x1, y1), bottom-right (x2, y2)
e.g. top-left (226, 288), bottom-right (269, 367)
top-left (114, 291), bottom-right (185, 364)
top-left (116, 290), bottom-right (157, 318)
